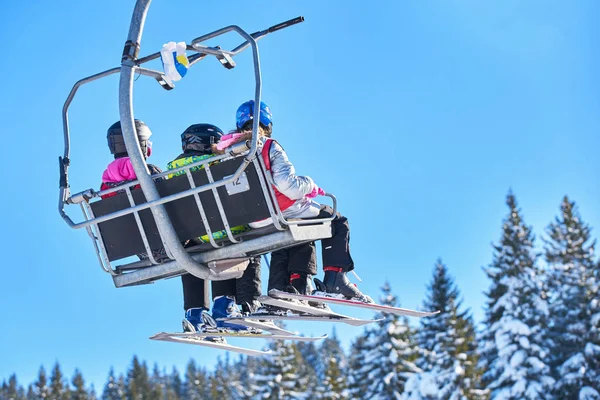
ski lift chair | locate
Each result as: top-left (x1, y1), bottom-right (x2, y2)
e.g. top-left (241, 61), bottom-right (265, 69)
top-left (58, 1), bottom-right (335, 288)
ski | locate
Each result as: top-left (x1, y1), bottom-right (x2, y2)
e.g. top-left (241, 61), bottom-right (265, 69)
top-left (258, 294), bottom-right (381, 324)
top-left (269, 289), bottom-right (440, 318)
top-left (239, 313), bottom-right (380, 327)
top-left (150, 332), bottom-right (271, 357)
top-left (152, 331), bottom-right (326, 342)
top-left (215, 317), bottom-right (301, 335)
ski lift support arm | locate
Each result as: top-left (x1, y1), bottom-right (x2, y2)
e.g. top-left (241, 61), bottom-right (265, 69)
top-left (189, 16), bottom-right (304, 69)
top-left (132, 16), bottom-right (304, 71)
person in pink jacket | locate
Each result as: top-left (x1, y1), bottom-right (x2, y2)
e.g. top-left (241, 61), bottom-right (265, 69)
top-left (100, 120), bottom-right (161, 199)
top-left (100, 120), bottom-right (217, 333)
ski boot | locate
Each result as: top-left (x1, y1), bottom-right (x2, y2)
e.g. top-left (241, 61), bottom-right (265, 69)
top-left (182, 308), bottom-right (216, 332)
top-left (289, 273), bottom-right (313, 295)
top-left (289, 273), bottom-right (328, 309)
top-left (182, 308), bottom-right (224, 343)
top-left (254, 303), bottom-right (285, 315)
top-left (314, 267), bottom-right (374, 303)
top-left (241, 299), bottom-right (262, 315)
top-left (255, 285), bottom-right (304, 316)
top-left (211, 296), bottom-right (251, 331)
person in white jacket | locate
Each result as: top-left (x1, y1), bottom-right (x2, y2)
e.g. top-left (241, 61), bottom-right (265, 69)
top-left (226, 100), bottom-right (372, 302)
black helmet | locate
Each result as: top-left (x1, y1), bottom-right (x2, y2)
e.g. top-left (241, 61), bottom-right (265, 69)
top-left (181, 123), bottom-right (223, 154)
top-left (107, 119), bottom-right (152, 158)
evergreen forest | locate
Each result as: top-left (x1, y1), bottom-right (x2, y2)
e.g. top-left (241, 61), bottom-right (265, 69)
top-left (2, 192), bottom-right (599, 400)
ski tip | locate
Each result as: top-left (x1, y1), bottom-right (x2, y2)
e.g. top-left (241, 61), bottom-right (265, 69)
top-left (149, 332), bottom-right (169, 340)
top-left (408, 310), bottom-right (441, 317)
top-left (152, 333), bottom-right (273, 357)
top-left (294, 334), bottom-right (328, 340)
top-left (265, 289), bottom-right (291, 299)
top-left (150, 332), bottom-right (193, 340)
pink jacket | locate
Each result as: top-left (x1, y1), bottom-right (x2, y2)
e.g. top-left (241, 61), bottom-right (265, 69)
top-left (102, 157), bottom-right (137, 183)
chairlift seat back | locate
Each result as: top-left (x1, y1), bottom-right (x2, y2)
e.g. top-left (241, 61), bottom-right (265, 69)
top-left (90, 158), bottom-right (271, 261)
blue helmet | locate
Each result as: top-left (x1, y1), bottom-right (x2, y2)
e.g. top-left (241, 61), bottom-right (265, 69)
top-left (235, 100), bottom-right (272, 129)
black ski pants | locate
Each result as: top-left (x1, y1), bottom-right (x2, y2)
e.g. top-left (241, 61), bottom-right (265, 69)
top-left (182, 256), bottom-right (262, 310)
top-left (269, 242), bottom-right (316, 291)
top-left (268, 205), bottom-right (354, 290)
top-left (318, 205), bottom-right (354, 271)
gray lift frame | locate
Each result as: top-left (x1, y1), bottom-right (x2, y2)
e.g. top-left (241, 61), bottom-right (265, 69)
top-left (58, 0), bottom-right (336, 288)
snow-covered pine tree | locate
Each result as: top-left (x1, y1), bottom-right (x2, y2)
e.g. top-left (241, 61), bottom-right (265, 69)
top-left (17, 385), bottom-right (27, 400)
top-left (26, 385), bottom-right (35, 400)
top-left (70, 369), bottom-right (88, 400)
top-left (33, 366), bottom-right (50, 399)
top-left (418, 259), bottom-right (460, 370)
top-left (148, 363), bottom-right (164, 400)
top-left (450, 308), bottom-right (486, 400)
top-left (101, 367), bottom-right (126, 400)
top-left (296, 342), bottom-right (323, 390)
top-left (319, 329), bottom-right (347, 378)
top-left (297, 341), bottom-right (319, 374)
top-left (1, 374), bottom-right (25, 400)
top-left (314, 331), bottom-right (348, 399)
top-left (115, 376), bottom-right (126, 400)
top-left (251, 340), bottom-right (310, 399)
top-left (290, 341), bottom-right (317, 398)
top-left (545, 196), bottom-right (598, 398)
top-left (49, 362), bottom-right (70, 400)
top-left (583, 258), bottom-right (600, 399)
top-left (315, 355), bottom-right (348, 400)
top-left (125, 356), bottom-right (151, 400)
top-left (209, 355), bottom-right (237, 399)
top-left (295, 341), bottom-right (319, 392)
top-left (363, 281), bottom-right (422, 399)
top-left (166, 367), bottom-right (183, 400)
top-left (401, 372), bottom-right (439, 400)
top-left (183, 359), bottom-right (210, 400)
top-left (479, 191), bottom-right (553, 399)
top-left (227, 354), bottom-right (246, 400)
top-left (233, 355), bottom-right (259, 400)
top-left (88, 384), bottom-right (98, 400)
top-left (414, 260), bottom-right (484, 400)
top-left (289, 340), bottom-right (317, 398)
top-left (49, 363), bottom-right (69, 400)
top-left (347, 334), bottom-right (373, 398)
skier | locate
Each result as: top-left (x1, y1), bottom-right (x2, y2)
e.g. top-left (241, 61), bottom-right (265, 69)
top-left (100, 119), bottom-right (162, 199)
top-left (100, 120), bottom-right (218, 334)
top-left (222, 100), bottom-right (373, 303)
top-left (100, 120), bottom-right (169, 264)
top-left (167, 123), bottom-right (263, 333)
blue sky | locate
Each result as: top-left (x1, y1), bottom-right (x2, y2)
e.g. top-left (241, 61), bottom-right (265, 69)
top-left (0, 0), bottom-right (598, 391)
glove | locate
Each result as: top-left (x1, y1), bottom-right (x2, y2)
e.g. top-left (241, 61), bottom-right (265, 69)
top-left (160, 42), bottom-right (189, 82)
top-left (306, 186), bottom-right (325, 199)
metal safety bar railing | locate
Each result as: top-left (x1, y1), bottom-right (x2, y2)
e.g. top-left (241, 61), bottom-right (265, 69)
top-left (58, 0), bottom-right (335, 282)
